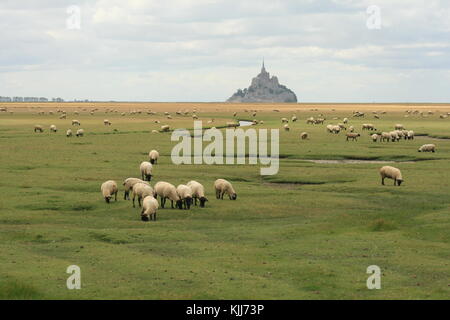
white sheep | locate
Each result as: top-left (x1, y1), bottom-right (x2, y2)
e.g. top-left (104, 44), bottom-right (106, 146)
top-left (176, 184), bottom-right (193, 210)
top-left (380, 132), bottom-right (391, 142)
top-left (131, 182), bottom-right (155, 208)
top-left (418, 144), bottom-right (436, 153)
top-left (379, 166), bottom-right (403, 186)
top-left (154, 181), bottom-right (182, 209)
top-left (101, 180), bottom-right (118, 203)
top-left (214, 179), bottom-right (237, 200)
top-left (139, 161), bottom-right (153, 181)
top-left (187, 180), bottom-right (208, 207)
top-left (407, 130), bottom-right (415, 140)
top-left (104, 119), bottom-right (111, 126)
top-left (161, 125), bottom-right (170, 132)
top-left (76, 129), bottom-right (84, 137)
top-left (34, 125), bottom-right (44, 133)
top-left (371, 133), bottom-right (379, 142)
top-left (50, 125), bottom-right (57, 133)
top-left (141, 196), bottom-right (159, 221)
top-left (72, 120), bottom-right (80, 126)
top-left (283, 124), bottom-right (290, 131)
top-left (291, 115), bottom-right (297, 122)
top-left (122, 177), bottom-right (149, 200)
top-left (394, 124), bottom-right (404, 130)
top-left (281, 118), bottom-right (289, 123)
top-left (300, 132), bottom-right (308, 140)
top-left (149, 150), bottom-right (160, 164)
top-left (66, 129), bottom-right (72, 137)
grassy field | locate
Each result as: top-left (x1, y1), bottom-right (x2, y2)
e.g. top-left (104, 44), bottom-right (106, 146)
top-left (0, 103), bottom-right (449, 299)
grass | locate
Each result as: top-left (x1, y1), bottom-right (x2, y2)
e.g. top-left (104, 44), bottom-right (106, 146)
top-left (0, 103), bottom-right (449, 299)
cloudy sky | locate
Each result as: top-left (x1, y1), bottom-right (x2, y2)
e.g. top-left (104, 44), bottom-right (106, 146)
top-left (1, 0), bottom-right (449, 102)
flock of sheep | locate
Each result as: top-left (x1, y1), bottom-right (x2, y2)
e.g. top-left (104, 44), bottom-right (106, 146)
top-left (100, 149), bottom-right (237, 222)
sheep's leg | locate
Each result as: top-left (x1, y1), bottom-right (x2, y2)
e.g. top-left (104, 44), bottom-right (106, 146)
top-left (138, 196), bottom-right (142, 207)
top-left (394, 179), bottom-right (397, 186)
top-left (160, 197), bottom-right (164, 208)
top-left (381, 177), bottom-right (385, 185)
top-left (115, 191), bottom-right (117, 202)
top-left (132, 195), bottom-right (136, 208)
top-left (216, 190), bottom-right (220, 199)
top-left (124, 191), bottom-right (128, 200)
top-left (221, 192), bottom-right (225, 200)
top-left (171, 200), bottom-right (174, 209)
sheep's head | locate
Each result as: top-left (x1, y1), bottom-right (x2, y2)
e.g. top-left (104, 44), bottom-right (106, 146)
top-left (185, 197), bottom-right (192, 209)
top-left (397, 179), bottom-right (403, 186)
top-left (146, 174), bottom-right (152, 181)
top-left (231, 193), bottom-right (237, 200)
top-left (141, 213), bottom-right (150, 222)
top-left (150, 159), bottom-right (155, 164)
top-left (176, 199), bottom-right (183, 209)
top-left (199, 196), bottom-right (208, 207)
top-left (105, 196), bottom-right (111, 203)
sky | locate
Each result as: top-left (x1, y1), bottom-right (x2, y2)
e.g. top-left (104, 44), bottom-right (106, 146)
top-left (0, 0), bottom-right (449, 102)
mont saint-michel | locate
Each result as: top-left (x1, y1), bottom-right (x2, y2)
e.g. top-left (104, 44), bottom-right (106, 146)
top-left (227, 62), bottom-right (298, 103)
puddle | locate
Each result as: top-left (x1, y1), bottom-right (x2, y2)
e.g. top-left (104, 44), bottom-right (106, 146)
top-left (239, 120), bottom-right (254, 127)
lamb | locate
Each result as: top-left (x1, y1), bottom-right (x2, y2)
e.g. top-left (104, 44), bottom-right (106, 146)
top-left (154, 181), bottom-right (182, 209)
top-left (418, 144), bottom-right (436, 153)
top-left (101, 180), bottom-right (118, 203)
top-left (34, 125), bottom-right (44, 133)
top-left (187, 180), bottom-right (208, 207)
top-left (104, 119), bottom-right (111, 126)
top-left (72, 120), bottom-right (80, 126)
top-left (141, 196), bottom-right (159, 221)
top-left (76, 129), bottom-right (84, 137)
top-left (131, 182), bottom-right (155, 208)
top-left (139, 161), bottom-right (153, 181)
top-left (346, 132), bottom-right (360, 141)
top-left (300, 132), bottom-right (308, 140)
top-left (379, 166), bottom-right (403, 186)
top-left (148, 150), bottom-right (160, 164)
top-left (50, 125), bottom-right (57, 133)
top-left (176, 184), bottom-right (193, 210)
top-left (371, 134), bottom-right (379, 142)
top-left (122, 177), bottom-right (149, 200)
top-left (66, 129), bottom-right (73, 137)
top-left (214, 179), bottom-right (237, 200)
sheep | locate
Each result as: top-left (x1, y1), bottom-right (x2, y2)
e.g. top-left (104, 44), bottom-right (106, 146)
top-left (394, 124), bottom-right (404, 130)
top-left (306, 117), bottom-right (315, 124)
top-left (59, 114), bottom-right (66, 119)
top-left (418, 144), bottom-right (436, 153)
top-left (76, 129), bottom-right (84, 137)
top-left (151, 130), bottom-right (159, 134)
top-left (187, 180), bottom-right (208, 207)
top-left (34, 125), bottom-right (44, 133)
top-left (315, 118), bottom-right (325, 124)
top-left (371, 133), bottom-right (379, 142)
top-left (300, 132), bottom-right (308, 140)
top-left (101, 180), bottom-right (118, 203)
top-left (283, 124), bottom-right (290, 131)
top-left (72, 120), bottom-right (80, 126)
top-left (66, 129), bottom-right (72, 137)
top-left (389, 131), bottom-right (400, 142)
top-left (141, 196), bottom-right (159, 221)
top-left (346, 132), bottom-right (360, 141)
top-left (338, 123), bottom-right (347, 130)
top-left (154, 181), bottom-right (182, 209)
top-left (331, 125), bottom-right (341, 134)
top-left (104, 119), bottom-right (111, 126)
top-left (214, 179), bottom-right (237, 200)
top-left (176, 184), bottom-right (193, 210)
top-left (407, 130), bottom-right (415, 140)
top-left (122, 177), bottom-right (149, 200)
top-left (50, 125), bottom-right (57, 133)
top-left (131, 182), bottom-right (155, 208)
top-left (148, 150), bottom-right (160, 164)
top-left (161, 125), bottom-right (170, 132)
top-left (379, 166), bottom-right (403, 186)
top-left (380, 132), bottom-right (390, 142)
top-left (343, 117), bottom-right (348, 124)
top-left (348, 125), bottom-right (354, 132)
top-left (326, 124), bottom-right (333, 133)
top-left (291, 115), bottom-right (297, 122)
top-left (139, 161), bottom-right (153, 181)
top-left (281, 118), bottom-right (289, 123)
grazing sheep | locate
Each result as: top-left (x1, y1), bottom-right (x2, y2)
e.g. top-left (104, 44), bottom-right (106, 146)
top-left (101, 180), bottom-right (118, 203)
top-left (348, 125), bottom-right (354, 132)
top-left (407, 130), bottom-right (415, 140)
top-left (176, 184), bottom-right (193, 210)
top-left (346, 132), bottom-right (360, 141)
top-left (418, 144), bottom-right (436, 153)
top-left (34, 125), bottom-right (44, 133)
top-left (338, 123), bottom-right (347, 130)
top-left (66, 129), bottom-right (72, 137)
top-left (283, 124), bottom-right (290, 131)
top-left (131, 182), bottom-right (155, 208)
top-left (389, 131), bottom-right (400, 142)
top-left (281, 118), bottom-right (289, 123)
top-left (300, 132), bottom-right (308, 140)
top-left (292, 115), bottom-right (298, 122)
top-left (214, 179), bottom-right (237, 200)
top-left (394, 124), bottom-right (404, 130)
top-left (50, 125), bottom-right (57, 133)
top-left (331, 125), bottom-right (341, 134)
top-left (104, 119), bottom-right (111, 126)
top-left (154, 181), bottom-right (182, 209)
top-left (122, 177), bottom-right (149, 200)
top-left (141, 196), bottom-right (159, 221)
top-left (72, 120), bottom-right (80, 126)
top-left (380, 132), bottom-right (391, 142)
top-left (161, 125), bottom-right (170, 132)
top-left (151, 130), bottom-right (159, 134)
top-left (148, 150), bottom-right (160, 164)
top-left (343, 117), bottom-right (348, 124)
top-left (139, 161), bottom-right (153, 181)
top-left (371, 134), bottom-right (379, 142)
top-left (314, 118), bottom-right (325, 124)
top-left (187, 180), bottom-right (208, 207)
top-left (59, 114), bottom-right (66, 119)
top-left (76, 129), bottom-right (84, 137)
top-left (306, 117), bottom-right (315, 124)
top-left (379, 166), bottom-right (403, 186)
